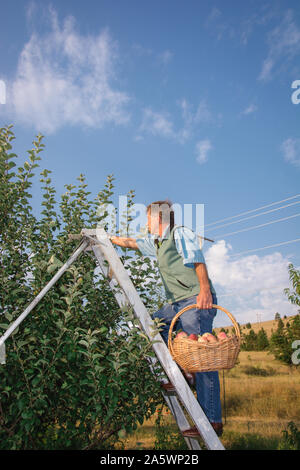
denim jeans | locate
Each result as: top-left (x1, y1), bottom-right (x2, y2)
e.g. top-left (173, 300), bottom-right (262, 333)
top-left (152, 292), bottom-right (222, 423)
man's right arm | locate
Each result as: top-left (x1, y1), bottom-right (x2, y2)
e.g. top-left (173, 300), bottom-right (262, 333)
top-left (110, 236), bottom-right (139, 250)
top-left (110, 235), bottom-right (156, 258)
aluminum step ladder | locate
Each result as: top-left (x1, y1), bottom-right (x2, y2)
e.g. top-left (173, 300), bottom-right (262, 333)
top-left (0, 228), bottom-right (225, 450)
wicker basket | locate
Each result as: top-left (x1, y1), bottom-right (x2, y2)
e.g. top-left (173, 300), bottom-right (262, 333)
top-left (167, 304), bottom-right (241, 373)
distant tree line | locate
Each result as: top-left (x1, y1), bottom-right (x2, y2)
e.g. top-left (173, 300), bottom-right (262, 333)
top-left (239, 314), bottom-right (300, 359)
top-left (241, 327), bottom-right (269, 351)
top-left (237, 263), bottom-right (300, 365)
top-left (269, 314), bottom-right (300, 365)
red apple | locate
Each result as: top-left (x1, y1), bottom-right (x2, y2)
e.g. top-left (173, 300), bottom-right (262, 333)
top-left (188, 334), bottom-right (198, 341)
top-left (176, 331), bottom-right (188, 339)
top-left (205, 333), bottom-right (218, 343)
top-left (217, 332), bottom-right (228, 341)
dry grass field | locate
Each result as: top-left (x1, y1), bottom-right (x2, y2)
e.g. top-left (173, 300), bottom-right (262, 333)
top-left (116, 316), bottom-right (300, 450)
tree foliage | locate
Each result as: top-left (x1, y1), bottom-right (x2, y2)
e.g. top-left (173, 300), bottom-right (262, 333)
top-left (0, 125), bottom-right (165, 449)
top-left (241, 328), bottom-right (269, 351)
top-left (268, 264), bottom-right (300, 365)
top-left (284, 263), bottom-right (300, 313)
top-left (269, 314), bottom-right (300, 365)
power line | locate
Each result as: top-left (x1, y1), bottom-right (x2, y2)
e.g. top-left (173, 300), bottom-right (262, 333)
top-left (206, 200), bottom-right (300, 233)
top-left (214, 213), bottom-right (300, 239)
top-left (203, 193), bottom-right (300, 228)
top-left (229, 237), bottom-right (300, 258)
top-left (216, 283), bottom-right (291, 298)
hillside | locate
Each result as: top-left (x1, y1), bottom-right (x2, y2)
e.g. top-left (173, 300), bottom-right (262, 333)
top-left (214, 314), bottom-right (298, 338)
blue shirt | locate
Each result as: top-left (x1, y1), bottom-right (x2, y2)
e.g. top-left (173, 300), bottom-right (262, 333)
top-left (136, 224), bottom-right (206, 268)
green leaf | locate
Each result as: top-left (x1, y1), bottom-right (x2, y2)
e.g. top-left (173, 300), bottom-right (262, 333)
top-left (65, 296), bottom-right (72, 306)
top-left (48, 255), bottom-right (63, 267)
top-left (47, 264), bottom-right (58, 274)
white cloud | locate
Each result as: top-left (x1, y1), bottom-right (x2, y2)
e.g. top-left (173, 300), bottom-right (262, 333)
top-left (204, 239), bottom-right (299, 325)
top-left (281, 138), bottom-right (300, 167)
top-left (205, 4), bottom-right (280, 49)
top-left (132, 43), bottom-right (173, 68)
top-left (241, 103), bottom-right (258, 115)
top-left (207, 6), bottom-right (222, 23)
top-left (8, 7), bottom-right (130, 133)
top-left (133, 134), bottom-right (144, 142)
top-left (137, 98), bottom-right (216, 144)
top-left (132, 43), bottom-right (153, 57)
top-left (204, 6), bottom-right (235, 41)
top-left (195, 139), bottom-right (212, 164)
top-left (259, 9), bottom-right (300, 81)
top-left (139, 108), bottom-right (175, 139)
top-left (177, 99), bottom-right (214, 144)
top-left (25, 0), bottom-right (37, 23)
top-left (259, 58), bottom-right (275, 82)
top-left (158, 50), bottom-right (173, 65)
top-left (239, 5), bottom-right (279, 46)
top-left (194, 100), bottom-right (213, 123)
top-left (181, 97), bottom-right (212, 124)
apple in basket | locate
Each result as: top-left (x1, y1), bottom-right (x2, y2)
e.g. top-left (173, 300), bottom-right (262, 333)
top-left (202, 332), bottom-right (218, 343)
top-left (198, 335), bottom-right (209, 343)
top-left (188, 333), bottom-right (198, 341)
top-left (175, 331), bottom-right (188, 339)
top-left (217, 332), bottom-right (228, 341)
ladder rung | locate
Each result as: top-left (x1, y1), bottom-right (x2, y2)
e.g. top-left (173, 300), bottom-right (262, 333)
top-left (161, 382), bottom-right (176, 393)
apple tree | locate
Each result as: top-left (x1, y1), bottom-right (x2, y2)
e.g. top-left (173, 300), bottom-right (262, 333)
top-left (0, 125), bottom-right (165, 449)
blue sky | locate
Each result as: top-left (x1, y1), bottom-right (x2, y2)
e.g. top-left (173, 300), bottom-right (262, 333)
top-left (1, 0), bottom-right (300, 325)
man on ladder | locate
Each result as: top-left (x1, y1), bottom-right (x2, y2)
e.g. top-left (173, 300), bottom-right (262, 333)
top-left (110, 199), bottom-right (223, 437)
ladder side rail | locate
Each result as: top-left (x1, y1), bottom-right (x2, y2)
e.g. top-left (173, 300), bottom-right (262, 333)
top-left (0, 343), bottom-right (5, 364)
top-left (90, 228), bottom-right (224, 450)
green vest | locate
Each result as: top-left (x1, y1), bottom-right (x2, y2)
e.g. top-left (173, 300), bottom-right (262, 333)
top-left (155, 225), bottom-right (216, 304)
